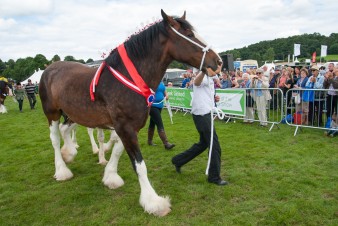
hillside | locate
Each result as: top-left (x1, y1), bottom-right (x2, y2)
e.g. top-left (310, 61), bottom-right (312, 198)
top-left (221, 33), bottom-right (338, 64)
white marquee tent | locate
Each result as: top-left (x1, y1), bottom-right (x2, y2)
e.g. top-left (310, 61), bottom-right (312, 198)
top-left (21, 69), bottom-right (44, 85)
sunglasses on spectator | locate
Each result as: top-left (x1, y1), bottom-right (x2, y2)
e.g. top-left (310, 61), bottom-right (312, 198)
top-left (256, 72), bottom-right (262, 75)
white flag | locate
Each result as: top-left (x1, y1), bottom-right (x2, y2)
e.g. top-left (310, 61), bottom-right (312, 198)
top-left (294, 44), bottom-right (301, 56)
top-left (321, 45), bottom-right (327, 57)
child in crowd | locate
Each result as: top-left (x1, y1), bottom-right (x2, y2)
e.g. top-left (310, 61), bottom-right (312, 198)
top-left (324, 113), bottom-right (338, 137)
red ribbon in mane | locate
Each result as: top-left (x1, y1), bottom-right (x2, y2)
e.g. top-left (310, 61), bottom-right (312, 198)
top-left (90, 44), bottom-right (154, 106)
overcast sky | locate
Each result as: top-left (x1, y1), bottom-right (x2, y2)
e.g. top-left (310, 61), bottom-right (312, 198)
top-left (0, 0), bottom-right (336, 62)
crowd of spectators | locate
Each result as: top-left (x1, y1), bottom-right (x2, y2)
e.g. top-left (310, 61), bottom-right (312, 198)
top-left (176, 63), bottom-right (338, 133)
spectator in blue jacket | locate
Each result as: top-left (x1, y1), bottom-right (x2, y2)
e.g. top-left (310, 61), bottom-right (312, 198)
top-left (147, 81), bottom-right (175, 150)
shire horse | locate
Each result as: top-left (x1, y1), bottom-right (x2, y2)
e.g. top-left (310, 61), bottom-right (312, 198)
top-left (39, 10), bottom-right (222, 216)
top-left (0, 80), bottom-right (9, 114)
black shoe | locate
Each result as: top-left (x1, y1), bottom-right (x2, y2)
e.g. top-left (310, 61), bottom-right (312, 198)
top-left (208, 179), bottom-right (228, 186)
top-left (164, 143), bottom-right (175, 150)
top-left (171, 159), bottom-right (181, 174)
top-left (147, 141), bottom-right (157, 146)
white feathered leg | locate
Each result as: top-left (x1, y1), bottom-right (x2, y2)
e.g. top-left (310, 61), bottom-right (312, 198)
top-left (0, 104), bottom-right (7, 113)
top-left (71, 127), bottom-right (79, 148)
top-left (136, 161), bottom-right (171, 217)
top-left (59, 123), bottom-right (78, 163)
top-left (97, 128), bottom-right (108, 165)
top-left (103, 130), bottom-right (119, 152)
top-left (102, 138), bottom-right (125, 189)
top-left (50, 120), bottom-right (73, 181)
top-left (87, 128), bottom-right (99, 154)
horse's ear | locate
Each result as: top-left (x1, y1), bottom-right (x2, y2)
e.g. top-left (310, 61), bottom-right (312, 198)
top-left (181, 11), bottom-right (186, 20)
top-left (161, 9), bottom-right (178, 27)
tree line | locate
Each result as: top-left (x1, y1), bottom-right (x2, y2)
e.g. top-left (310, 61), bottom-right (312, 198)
top-left (1, 32), bottom-right (337, 81)
top-left (0, 54), bottom-right (94, 82)
top-left (221, 32), bottom-right (338, 65)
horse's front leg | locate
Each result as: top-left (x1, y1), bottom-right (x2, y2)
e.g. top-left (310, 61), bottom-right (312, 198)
top-left (117, 127), bottom-right (171, 216)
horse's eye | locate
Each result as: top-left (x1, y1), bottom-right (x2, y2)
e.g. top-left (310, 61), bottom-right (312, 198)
top-left (187, 33), bottom-right (194, 38)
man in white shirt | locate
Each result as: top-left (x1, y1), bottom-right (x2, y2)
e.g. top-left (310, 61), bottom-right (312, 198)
top-left (171, 65), bottom-right (228, 186)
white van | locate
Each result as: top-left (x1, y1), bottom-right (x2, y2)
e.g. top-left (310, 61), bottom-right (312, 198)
top-left (234, 60), bottom-right (258, 72)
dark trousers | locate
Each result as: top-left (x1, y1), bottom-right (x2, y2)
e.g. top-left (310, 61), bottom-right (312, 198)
top-left (148, 107), bottom-right (164, 131)
top-left (172, 113), bottom-right (222, 182)
top-left (326, 95), bottom-right (338, 118)
top-left (309, 101), bottom-right (324, 127)
top-left (27, 94), bottom-right (36, 109)
top-left (18, 99), bottom-right (23, 111)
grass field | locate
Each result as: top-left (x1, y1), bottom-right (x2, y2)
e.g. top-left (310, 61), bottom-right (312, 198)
top-left (0, 98), bottom-right (337, 225)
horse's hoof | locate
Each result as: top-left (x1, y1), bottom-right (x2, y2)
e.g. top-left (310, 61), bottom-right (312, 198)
top-left (98, 160), bottom-right (108, 165)
top-left (103, 174), bottom-right (124, 189)
top-left (92, 148), bottom-right (99, 154)
top-left (54, 168), bottom-right (73, 181)
top-left (141, 195), bottom-right (171, 217)
top-left (62, 152), bottom-right (75, 163)
top-left (156, 208), bottom-right (171, 217)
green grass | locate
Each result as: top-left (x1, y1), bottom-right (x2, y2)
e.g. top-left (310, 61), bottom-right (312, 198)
top-left (0, 98), bottom-right (337, 225)
top-left (322, 55), bottom-right (338, 61)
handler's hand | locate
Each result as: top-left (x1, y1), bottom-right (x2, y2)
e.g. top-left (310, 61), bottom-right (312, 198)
top-left (206, 64), bottom-right (222, 77)
top-left (215, 95), bottom-right (220, 102)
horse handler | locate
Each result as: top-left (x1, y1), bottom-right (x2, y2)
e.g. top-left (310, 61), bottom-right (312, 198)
top-left (171, 65), bottom-right (228, 186)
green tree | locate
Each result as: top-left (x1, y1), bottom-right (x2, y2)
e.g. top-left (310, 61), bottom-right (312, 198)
top-left (86, 58), bottom-right (94, 63)
top-left (64, 56), bottom-right (76, 61)
top-left (329, 43), bottom-right (338, 54)
top-left (34, 54), bottom-right (49, 70)
top-left (263, 47), bottom-right (275, 62)
top-left (52, 55), bottom-right (61, 62)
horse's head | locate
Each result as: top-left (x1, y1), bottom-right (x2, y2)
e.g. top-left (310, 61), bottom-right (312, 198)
top-left (161, 10), bottom-right (222, 74)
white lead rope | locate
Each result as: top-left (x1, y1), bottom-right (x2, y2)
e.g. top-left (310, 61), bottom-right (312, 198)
top-left (205, 77), bottom-right (225, 175)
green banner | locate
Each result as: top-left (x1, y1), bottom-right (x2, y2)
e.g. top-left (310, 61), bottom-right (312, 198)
top-left (166, 88), bottom-right (246, 116)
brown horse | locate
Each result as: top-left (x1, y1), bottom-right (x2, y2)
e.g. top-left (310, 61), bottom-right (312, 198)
top-left (39, 10), bottom-right (222, 216)
top-left (0, 80), bottom-right (9, 113)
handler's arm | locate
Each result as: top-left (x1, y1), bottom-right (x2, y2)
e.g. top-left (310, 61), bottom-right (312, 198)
top-left (194, 71), bottom-right (205, 86)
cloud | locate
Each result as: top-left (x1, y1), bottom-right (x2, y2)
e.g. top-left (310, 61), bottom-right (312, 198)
top-left (0, 0), bottom-right (337, 61)
top-left (0, 0), bottom-right (53, 17)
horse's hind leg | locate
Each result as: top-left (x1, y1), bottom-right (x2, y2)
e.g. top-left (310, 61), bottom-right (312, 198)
top-left (103, 129), bottom-right (119, 152)
top-left (87, 128), bottom-right (99, 154)
top-left (71, 127), bottom-right (79, 148)
top-left (102, 135), bottom-right (125, 189)
top-left (50, 120), bottom-right (73, 180)
top-left (59, 122), bottom-right (78, 163)
top-left (97, 129), bottom-right (108, 165)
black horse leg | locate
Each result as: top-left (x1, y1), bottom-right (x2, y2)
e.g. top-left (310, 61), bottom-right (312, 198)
top-left (115, 125), bottom-right (171, 216)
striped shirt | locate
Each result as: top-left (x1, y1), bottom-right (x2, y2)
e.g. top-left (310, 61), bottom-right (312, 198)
top-left (25, 84), bottom-right (36, 95)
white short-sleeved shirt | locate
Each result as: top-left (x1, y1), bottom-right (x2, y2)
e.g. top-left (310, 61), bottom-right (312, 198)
top-left (191, 75), bottom-right (215, 115)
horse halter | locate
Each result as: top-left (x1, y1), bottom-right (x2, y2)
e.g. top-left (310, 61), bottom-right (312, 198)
top-left (170, 26), bottom-right (221, 71)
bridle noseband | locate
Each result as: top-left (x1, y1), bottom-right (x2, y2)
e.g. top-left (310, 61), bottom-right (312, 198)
top-left (170, 26), bottom-right (220, 71)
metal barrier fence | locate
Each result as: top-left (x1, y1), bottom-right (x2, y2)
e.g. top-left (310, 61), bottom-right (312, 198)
top-left (216, 88), bottom-right (285, 132)
top-left (285, 88), bottom-right (338, 136)
top-left (167, 87), bottom-right (285, 132)
top-left (166, 87), bottom-right (338, 136)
